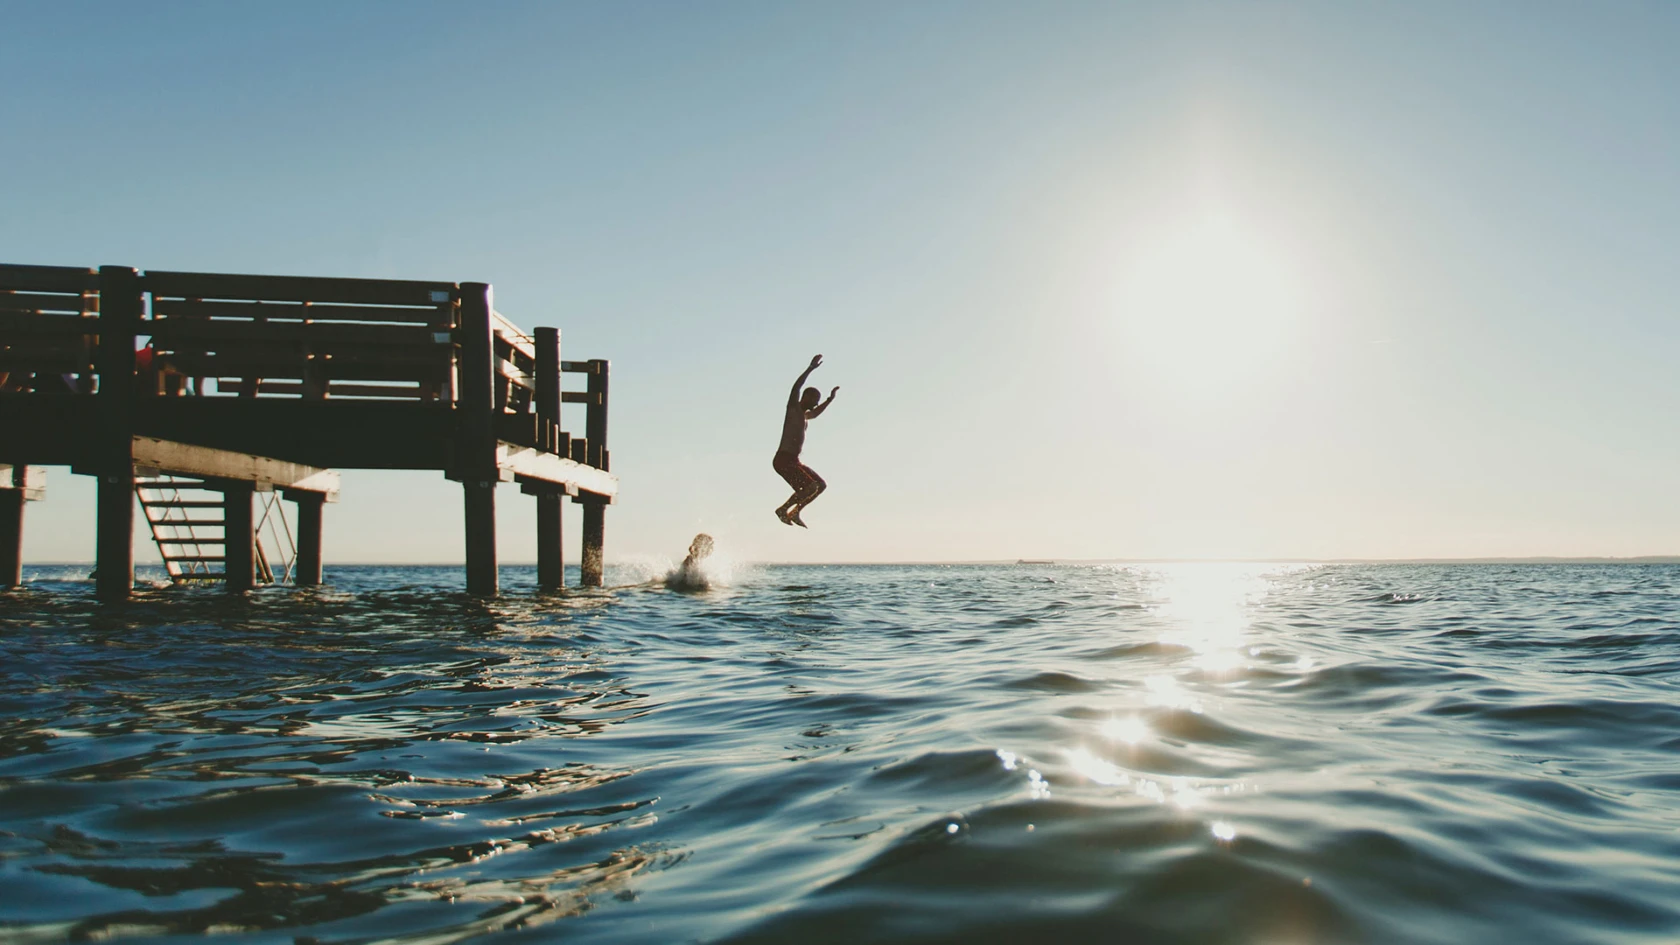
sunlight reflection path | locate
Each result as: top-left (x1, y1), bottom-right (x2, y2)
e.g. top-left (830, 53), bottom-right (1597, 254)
top-left (997, 564), bottom-right (1317, 836)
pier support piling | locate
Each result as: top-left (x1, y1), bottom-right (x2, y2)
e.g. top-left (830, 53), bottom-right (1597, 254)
top-left (537, 493), bottom-right (563, 589)
top-left (579, 497), bottom-right (605, 587)
top-left (288, 490), bottom-right (324, 586)
top-left (0, 489), bottom-right (21, 588)
top-left (222, 482), bottom-right (254, 592)
top-left (458, 282), bottom-right (499, 596)
top-left (576, 358), bottom-right (610, 588)
top-left (533, 327), bottom-right (564, 590)
top-left (463, 480), bottom-right (497, 595)
top-left (95, 266), bottom-right (140, 601)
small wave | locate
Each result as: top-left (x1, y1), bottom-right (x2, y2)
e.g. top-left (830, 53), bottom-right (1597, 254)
top-left (1357, 592), bottom-right (1429, 604)
top-left (1089, 640), bottom-right (1194, 660)
top-left (1002, 671), bottom-right (1102, 693)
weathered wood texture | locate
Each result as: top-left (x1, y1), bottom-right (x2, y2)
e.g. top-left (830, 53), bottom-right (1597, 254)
top-left (0, 465), bottom-right (46, 501)
top-left (132, 437), bottom-right (340, 496)
top-left (495, 446), bottom-right (617, 498)
top-left (580, 498), bottom-right (605, 588)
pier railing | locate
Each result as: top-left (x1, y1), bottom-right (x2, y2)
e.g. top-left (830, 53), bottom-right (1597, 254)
top-left (1, 262), bottom-right (616, 597)
top-left (0, 265), bottom-right (100, 391)
top-left (144, 270), bottom-right (460, 402)
top-left (1, 265), bottom-right (609, 465)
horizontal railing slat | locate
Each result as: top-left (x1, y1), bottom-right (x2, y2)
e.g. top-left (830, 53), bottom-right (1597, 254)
top-left (230, 381), bottom-right (430, 399)
top-left (494, 358), bottom-right (535, 391)
top-left (0, 355), bottom-right (93, 372)
top-left (0, 311), bottom-right (99, 337)
top-left (165, 354), bottom-right (450, 383)
top-left (153, 341), bottom-right (451, 366)
top-left (148, 318), bottom-right (450, 348)
top-left (0, 265), bottom-right (98, 293)
top-left (151, 297), bottom-right (450, 326)
top-left (0, 292), bottom-right (96, 314)
top-left (144, 270), bottom-right (457, 307)
top-left (490, 311), bottom-right (534, 359)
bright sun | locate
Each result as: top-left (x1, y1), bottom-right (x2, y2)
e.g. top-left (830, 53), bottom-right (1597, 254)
top-left (1114, 213), bottom-right (1309, 392)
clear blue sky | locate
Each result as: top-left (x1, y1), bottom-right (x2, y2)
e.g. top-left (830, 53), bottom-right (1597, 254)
top-left (5, 1), bottom-right (1678, 563)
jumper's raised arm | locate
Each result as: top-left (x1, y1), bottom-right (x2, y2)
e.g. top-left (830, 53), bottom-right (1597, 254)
top-left (809, 386), bottom-right (838, 418)
top-left (788, 354), bottom-right (822, 407)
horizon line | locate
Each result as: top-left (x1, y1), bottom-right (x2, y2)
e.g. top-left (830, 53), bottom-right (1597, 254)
top-left (23, 555), bottom-right (1680, 567)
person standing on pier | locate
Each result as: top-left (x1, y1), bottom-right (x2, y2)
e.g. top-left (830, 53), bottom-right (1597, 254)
top-left (774, 354), bottom-right (837, 527)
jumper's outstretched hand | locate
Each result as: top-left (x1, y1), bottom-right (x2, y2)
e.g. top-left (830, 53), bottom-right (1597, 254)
top-left (829, 386), bottom-right (839, 398)
top-left (809, 354), bottom-right (823, 369)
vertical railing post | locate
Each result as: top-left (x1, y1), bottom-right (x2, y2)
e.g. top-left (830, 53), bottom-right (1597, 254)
top-left (578, 359), bottom-right (609, 587)
top-left (95, 266), bottom-right (139, 601)
top-left (288, 490), bottom-right (325, 586)
top-left (534, 327), bottom-right (563, 591)
top-left (222, 481), bottom-right (254, 592)
top-left (458, 283), bottom-right (498, 595)
top-left (586, 359), bottom-right (609, 471)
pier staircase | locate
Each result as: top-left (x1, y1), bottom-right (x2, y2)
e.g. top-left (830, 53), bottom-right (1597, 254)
top-left (136, 476), bottom-right (296, 585)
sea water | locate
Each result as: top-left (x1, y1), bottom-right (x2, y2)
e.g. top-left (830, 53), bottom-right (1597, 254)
top-left (1, 563), bottom-right (1677, 944)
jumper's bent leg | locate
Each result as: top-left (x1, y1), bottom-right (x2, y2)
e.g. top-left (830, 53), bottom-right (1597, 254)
top-left (773, 456), bottom-right (809, 525)
top-left (787, 467), bottom-right (826, 527)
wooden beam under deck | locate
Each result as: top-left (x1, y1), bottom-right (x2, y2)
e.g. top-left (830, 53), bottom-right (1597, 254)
top-left (131, 436), bottom-right (340, 497)
top-left (0, 465), bottom-right (46, 502)
top-left (493, 444), bottom-right (616, 500)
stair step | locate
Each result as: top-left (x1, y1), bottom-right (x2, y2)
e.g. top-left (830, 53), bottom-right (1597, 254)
top-left (134, 481), bottom-right (296, 588)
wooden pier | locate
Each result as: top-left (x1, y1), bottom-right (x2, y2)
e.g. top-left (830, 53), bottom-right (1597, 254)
top-left (0, 263), bottom-right (617, 599)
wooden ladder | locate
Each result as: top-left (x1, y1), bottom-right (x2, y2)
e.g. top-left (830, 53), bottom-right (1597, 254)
top-left (136, 476), bottom-right (226, 581)
top-left (135, 476), bottom-right (296, 585)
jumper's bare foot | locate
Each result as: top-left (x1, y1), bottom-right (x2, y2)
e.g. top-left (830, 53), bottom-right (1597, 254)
top-left (776, 507), bottom-right (793, 525)
top-left (789, 508), bottom-right (808, 528)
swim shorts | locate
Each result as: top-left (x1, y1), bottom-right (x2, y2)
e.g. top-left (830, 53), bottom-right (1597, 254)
top-left (773, 451), bottom-right (823, 491)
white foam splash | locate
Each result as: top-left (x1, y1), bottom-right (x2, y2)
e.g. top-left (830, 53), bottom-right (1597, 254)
top-left (663, 534), bottom-right (736, 591)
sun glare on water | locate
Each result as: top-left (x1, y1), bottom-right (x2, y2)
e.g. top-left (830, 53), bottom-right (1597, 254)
top-left (1113, 212), bottom-right (1311, 393)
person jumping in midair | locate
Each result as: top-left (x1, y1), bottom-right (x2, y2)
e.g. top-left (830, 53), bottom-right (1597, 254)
top-left (774, 354), bottom-right (837, 527)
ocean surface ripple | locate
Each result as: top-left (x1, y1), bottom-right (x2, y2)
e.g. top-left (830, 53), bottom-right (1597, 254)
top-left (2, 563), bottom-right (1678, 944)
